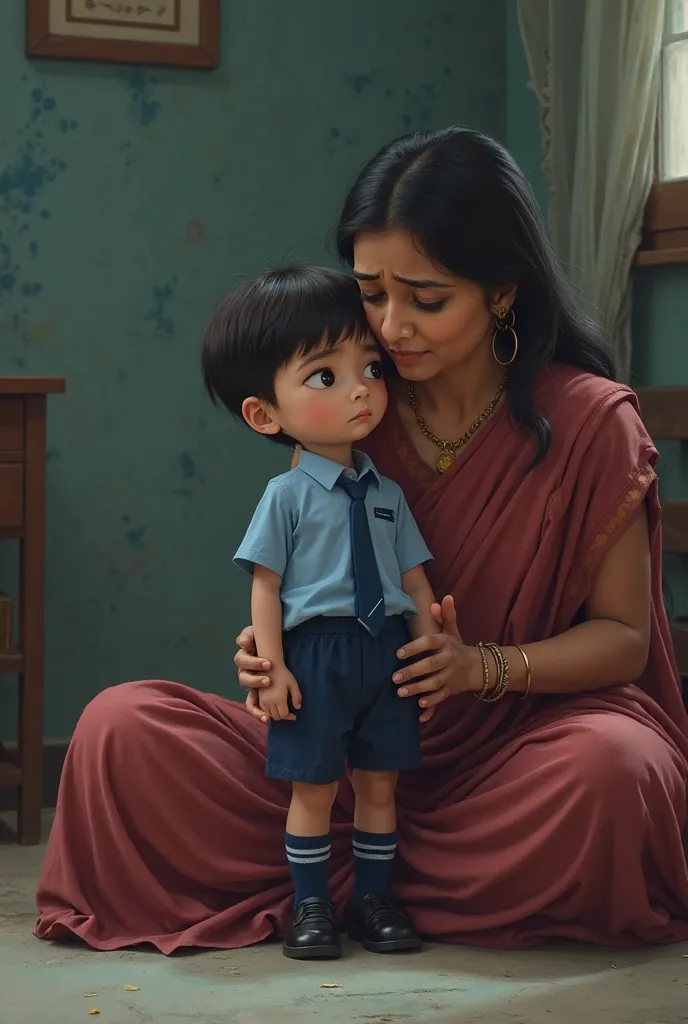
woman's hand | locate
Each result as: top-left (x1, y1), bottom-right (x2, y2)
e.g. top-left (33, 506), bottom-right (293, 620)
top-left (234, 625), bottom-right (277, 724)
top-left (393, 595), bottom-right (480, 721)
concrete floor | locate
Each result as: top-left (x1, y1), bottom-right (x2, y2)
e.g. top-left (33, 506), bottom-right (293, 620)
top-left (1, 814), bottom-right (688, 1024)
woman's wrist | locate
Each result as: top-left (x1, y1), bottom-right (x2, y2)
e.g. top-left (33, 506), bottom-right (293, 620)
top-left (502, 646), bottom-right (527, 693)
top-left (467, 643), bottom-right (529, 696)
top-left (466, 645), bottom-right (486, 693)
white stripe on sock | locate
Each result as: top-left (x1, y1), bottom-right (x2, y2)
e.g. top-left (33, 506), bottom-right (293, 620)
top-left (285, 843), bottom-right (331, 858)
top-left (352, 840), bottom-right (397, 852)
top-left (352, 851), bottom-right (396, 861)
top-left (286, 851), bottom-right (331, 860)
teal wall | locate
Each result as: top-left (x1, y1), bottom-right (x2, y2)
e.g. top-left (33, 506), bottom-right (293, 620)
top-left (506, 6), bottom-right (688, 620)
top-left (506, 3), bottom-right (545, 209)
top-left (0, 1), bottom-right (507, 739)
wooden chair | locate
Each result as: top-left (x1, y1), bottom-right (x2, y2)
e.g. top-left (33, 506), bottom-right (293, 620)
top-left (636, 387), bottom-right (688, 691)
top-left (0, 378), bottom-right (65, 843)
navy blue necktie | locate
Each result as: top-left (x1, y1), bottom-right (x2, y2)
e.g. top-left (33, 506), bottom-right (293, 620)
top-left (338, 473), bottom-right (386, 637)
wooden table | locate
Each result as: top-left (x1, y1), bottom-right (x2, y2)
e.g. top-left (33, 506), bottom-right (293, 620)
top-left (0, 377), bottom-right (65, 843)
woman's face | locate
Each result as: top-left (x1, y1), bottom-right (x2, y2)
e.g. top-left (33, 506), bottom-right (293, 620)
top-left (353, 227), bottom-right (514, 382)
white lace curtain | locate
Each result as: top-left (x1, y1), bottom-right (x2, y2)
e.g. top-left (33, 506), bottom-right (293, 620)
top-left (517, 0), bottom-right (665, 379)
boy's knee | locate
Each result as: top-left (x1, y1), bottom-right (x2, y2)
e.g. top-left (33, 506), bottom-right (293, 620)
top-left (292, 780), bottom-right (339, 811)
top-left (352, 769), bottom-right (398, 807)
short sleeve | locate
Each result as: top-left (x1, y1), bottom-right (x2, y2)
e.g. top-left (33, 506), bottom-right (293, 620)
top-left (394, 491), bottom-right (433, 573)
top-left (234, 480), bottom-right (293, 577)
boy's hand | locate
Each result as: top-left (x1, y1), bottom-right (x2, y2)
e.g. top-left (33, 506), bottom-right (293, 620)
top-left (258, 665), bottom-right (302, 722)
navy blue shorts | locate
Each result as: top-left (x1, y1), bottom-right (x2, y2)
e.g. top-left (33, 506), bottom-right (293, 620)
top-left (266, 616), bottom-right (422, 785)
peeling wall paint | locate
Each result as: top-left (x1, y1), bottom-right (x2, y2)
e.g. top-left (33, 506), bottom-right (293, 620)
top-left (145, 279), bottom-right (177, 336)
top-left (0, 1), bottom-right (506, 738)
top-left (119, 68), bottom-right (162, 126)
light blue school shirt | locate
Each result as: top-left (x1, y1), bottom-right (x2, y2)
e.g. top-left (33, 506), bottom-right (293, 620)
top-left (234, 450), bottom-right (433, 631)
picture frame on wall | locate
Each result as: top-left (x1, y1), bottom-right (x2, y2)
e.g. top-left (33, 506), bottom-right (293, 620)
top-left (26, 0), bottom-right (220, 69)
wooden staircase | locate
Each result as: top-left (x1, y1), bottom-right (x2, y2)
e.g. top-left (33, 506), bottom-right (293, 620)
top-left (636, 386), bottom-right (688, 683)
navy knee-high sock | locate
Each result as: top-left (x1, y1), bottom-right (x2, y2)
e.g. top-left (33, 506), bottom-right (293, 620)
top-left (285, 832), bottom-right (331, 907)
top-left (352, 829), bottom-right (397, 901)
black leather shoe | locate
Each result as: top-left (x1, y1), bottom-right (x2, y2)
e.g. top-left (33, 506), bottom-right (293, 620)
top-left (282, 897), bottom-right (341, 960)
top-left (347, 894), bottom-right (421, 953)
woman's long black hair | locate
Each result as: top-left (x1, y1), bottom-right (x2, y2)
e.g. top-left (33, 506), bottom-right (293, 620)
top-left (336, 127), bottom-right (616, 465)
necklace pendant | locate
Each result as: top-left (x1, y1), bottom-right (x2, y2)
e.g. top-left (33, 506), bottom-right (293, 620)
top-left (436, 448), bottom-right (456, 473)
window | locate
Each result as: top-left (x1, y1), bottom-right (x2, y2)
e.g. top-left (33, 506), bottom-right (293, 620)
top-left (638, 0), bottom-right (688, 265)
top-left (661, 0), bottom-right (688, 180)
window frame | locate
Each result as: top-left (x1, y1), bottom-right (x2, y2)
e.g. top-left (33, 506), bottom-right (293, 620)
top-left (637, 4), bottom-right (688, 266)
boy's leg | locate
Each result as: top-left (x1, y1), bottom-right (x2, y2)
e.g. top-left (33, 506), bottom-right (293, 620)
top-left (349, 768), bottom-right (420, 952)
top-left (282, 780), bottom-right (341, 960)
top-left (346, 621), bottom-right (423, 953)
top-left (267, 626), bottom-right (348, 959)
top-left (351, 769), bottom-right (398, 903)
top-left (271, 620), bottom-right (365, 958)
top-left (285, 781), bottom-right (338, 906)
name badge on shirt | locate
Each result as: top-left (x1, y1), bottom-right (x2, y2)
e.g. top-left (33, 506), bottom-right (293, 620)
top-left (374, 507), bottom-right (395, 522)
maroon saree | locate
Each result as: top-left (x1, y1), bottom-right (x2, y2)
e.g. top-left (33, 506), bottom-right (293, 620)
top-left (35, 365), bottom-right (688, 952)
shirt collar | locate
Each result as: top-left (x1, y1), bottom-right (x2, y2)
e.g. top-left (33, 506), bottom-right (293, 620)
top-left (296, 449), bottom-right (381, 491)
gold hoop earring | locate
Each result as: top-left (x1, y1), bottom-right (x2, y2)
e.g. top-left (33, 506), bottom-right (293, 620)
top-left (491, 306), bottom-right (518, 367)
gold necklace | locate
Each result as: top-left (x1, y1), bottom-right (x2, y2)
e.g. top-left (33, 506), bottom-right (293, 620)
top-left (407, 377), bottom-right (506, 473)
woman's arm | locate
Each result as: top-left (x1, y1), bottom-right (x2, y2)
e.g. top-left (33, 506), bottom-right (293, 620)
top-left (497, 504), bottom-right (651, 694)
top-left (393, 504), bottom-right (653, 705)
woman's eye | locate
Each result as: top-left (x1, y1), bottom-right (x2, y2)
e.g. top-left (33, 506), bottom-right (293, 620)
top-left (414, 298), bottom-right (447, 312)
top-left (363, 360), bottom-right (383, 380)
top-left (361, 290), bottom-right (444, 312)
top-left (305, 368), bottom-right (335, 389)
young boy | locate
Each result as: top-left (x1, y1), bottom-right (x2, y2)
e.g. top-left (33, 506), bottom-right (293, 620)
top-left (202, 265), bottom-right (440, 960)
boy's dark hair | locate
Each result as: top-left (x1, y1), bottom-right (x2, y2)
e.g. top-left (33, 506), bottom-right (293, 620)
top-left (201, 264), bottom-right (371, 448)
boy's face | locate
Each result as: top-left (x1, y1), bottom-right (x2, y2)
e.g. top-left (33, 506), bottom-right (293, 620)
top-left (244, 333), bottom-right (387, 457)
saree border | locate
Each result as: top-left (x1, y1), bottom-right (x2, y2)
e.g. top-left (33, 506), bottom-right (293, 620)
top-left (562, 461), bottom-right (657, 620)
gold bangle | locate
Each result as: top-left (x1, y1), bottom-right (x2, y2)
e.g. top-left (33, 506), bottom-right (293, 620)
top-left (474, 643), bottom-right (512, 704)
top-left (514, 644), bottom-right (531, 698)
top-left (483, 643), bottom-right (509, 702)
top-left (475, 642), bottom-right (492, 699)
